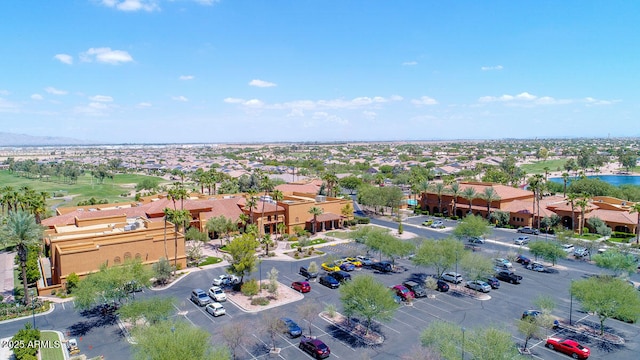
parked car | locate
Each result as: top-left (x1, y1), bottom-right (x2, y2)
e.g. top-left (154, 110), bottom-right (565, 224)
top-left (356, 256), bottom-right (373, 267)
top-left (430, 220), bottom-right (445, 229)
top-left (466, 236), bottom-right (485, 244)
top-left (212, 274), bottom-right (240, 287)
top-left (517, 226), bottom-right (540, 235)
top-left (299, 266), bottom-right (318, 279)
top-left (522, 309), bottom-right (542, 320)
top-left (391, 285), bottom-right (415, 300)
top-left (208, 286), bottom-right (227, 302)
top-left (466, 280), bottom-right (491, 293)
top-left (280, 317), bottom-right (302, 338)
top-left (299, 336), bottom-right (331, 359)
top-left (339, 262), bottom-right (356, 272)
top-left (435, 278), bottom-right (450, 292)
top-left (545, 337), bottom-right (590, 359)
top-left (191, 288), bottom-right (211, 306)
top-left (321, 262), bottom-right (341, 272)
top-left (495, 271), bottom-right (522, 284)
top-left (402, 280), bottom-right (428, 297)
top-left (562, 244), bottom-right (575, 253)
top-left (494, 258), bottom-right (513, 268)
top-left (344, 257), bottom-right (362, 267)
top-left (574, 247), bottom-right (590, 258)
top-left (291, 281), bottom-right (311, 293)
top-left (205, 302), bottom-right (226, 317)
top-left (486, 277), bottom-right (500, 289)
top-left (441, 272), bottom-right (463, 284)
top-left (371, 261), bottom-right (393, 273)
top-left (319, 275), bottom-right (340, 289)
top-left (514, 236), bottom-right (530, 245)
top-left (328, 270), bottom-right (351, 283)
top-left (516, 254), bottom-right (531, 265)
top-left (526, 261), bottom-right (549, 272)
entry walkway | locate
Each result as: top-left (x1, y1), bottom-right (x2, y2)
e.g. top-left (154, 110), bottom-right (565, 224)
top-left (0, 251), bottom-right (16, 303)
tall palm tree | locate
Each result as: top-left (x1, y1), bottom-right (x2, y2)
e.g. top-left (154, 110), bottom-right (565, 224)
top-left (431, 182), bottom-right (447, 214)
top-left (575, 196), bottom-right (591, 236)
top-left (630, 203), bottom-right (640, 245)
top-left (165, 208), bottom-right (191, 275)
top-left (271, 190), bottom-right (284, 239)
top-left (481, 187), bottom-right (501, 219)
top-left (566, 192), bottom-right (580, 233)
top-left (449, 182), bottom-right (461, 217)
top-left (322, 172), bottom-right (339, 197)
top-left (259, 176), bottom-right (275, 236)
top-left (245, 191), bottom-right (258, 225)
top-left (461, 187), bottom-right (477, 216)
top-left (528, 174), bottom-right (544, 230)
top-left (561, 172), bottom-right (570, 197)
top-left (308, 206), bottom-right (323, 234)
top-left (1, 211), bottom-right (44, 305)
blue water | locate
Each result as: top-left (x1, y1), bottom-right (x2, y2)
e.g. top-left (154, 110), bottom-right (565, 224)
top-left (549, 175), bottom-right (640, 187)
top-left (406, 199), bottom-right (418, 206)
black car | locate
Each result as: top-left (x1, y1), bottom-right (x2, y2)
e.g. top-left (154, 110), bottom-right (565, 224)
top-left (402, 280), bottom-right (427, 297)
top-left (299, 336), bottom-right (330, 359)
top-left (517, 226), bottom-right (540, 235)
top-left (371, 261), bottom-right (393, 273)
top-left (319, 275), bottom-right (340, 289)
top-left (328, 270), bottom-right (351, 283)
top-left (299, 266), bottom-right (318, 279)
top-left (486, 277), bottom-right (500, 289)
top-left (496, 271), bottom-right (523, 284)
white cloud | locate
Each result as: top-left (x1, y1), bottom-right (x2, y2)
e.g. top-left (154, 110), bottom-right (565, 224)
top-left (481, 65), bottom-right (504, 71)
top-left (478, 92), bottom-right (579, 106)
top-left (80, 47), bottom-right (134, 65)
top-left (54, 54), bottom-right (73, 65)
top-left (244, 99), bottom-right (264, 107)
top-left (89, 95), bottom-right (114, 102)
top-left (287, 108), bottom-right (305, 117)
top-left (137, 102), bottom-right (152, 108)
top-left (312, 111), bottom-right (348, 125)
top-left (223, 97), bottom-right (245, 104)
top-left (583, 97), bottom-right (620, 106)
top-left (411, 96), bottom-right (439, 106)
top-left (249, 79), bottom-right (277, 88)
top-left (100, 0), bottom-right (159, 12)
top-left (516, 92), bottom-right (536, 101)
top-left (172, 96), bottom-right (189, 102)
top-left (45, 87), bottom-right (68, 95)
top-left (402, 61), bottom-right (418, 66)
top-left (193, 0), bottom-right (220, 5)
top-left (179, 75), bottom-right (195, 80)
top-left (73, 102), bottom-right (110, 116)
top-left (363, 110), bottom-right (377, 120)
top-left (31, 94), bottom-right (44, 100)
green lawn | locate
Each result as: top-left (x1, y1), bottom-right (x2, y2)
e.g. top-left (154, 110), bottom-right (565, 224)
top-left (0, 170), bottom-right (167, 208)
top-left (520, 159), bottom-right (568, 174)
top-left (39, 331), bottom-right (65, 360)
top-left (199, 257), bottom-right (223, 266)
top-left (325, 231), bottom-right (351, 239)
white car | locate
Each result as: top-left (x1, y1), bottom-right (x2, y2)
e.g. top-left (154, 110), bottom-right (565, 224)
top-left (212, 274), bottom-right (240, 287)
top-left (205, 302), bottom-right (226, 317)
top-left (562, 244), bottom-right (575, 253)
top-left (430, 221), bottom-right (445, 229)
top-left (441, 272), bottom-right (463, 284)
top-left (208, 286), bottom-right (227, 302)
top-left (514, 236), bottom-right (530, 245)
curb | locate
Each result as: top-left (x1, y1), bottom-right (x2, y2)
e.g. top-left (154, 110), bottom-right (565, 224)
top-left (0, 301), bottom-right (56, 325)
top-left (225, 282), bottom-right (304, 313)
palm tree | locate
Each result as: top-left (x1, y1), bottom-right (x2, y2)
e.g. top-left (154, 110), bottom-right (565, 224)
top-left (461, 187), bottom-right (477, 216)
top-left (322, 172), bottom-right (339, 197)
top-left (271, 190), bottom-right (284, 239)
top-left (308, 206), bottom-right (323, 234)
top-left (449, 182), bottom-right (461, 217)
top-left (1, 211), bottom-right (44, 305)
top-left (566, 192), bottom-right (580, 233)
top-left (576, 196), bottom-right (591, 236)
top-left (528, 174), bottom-right (544, 230)
top-left (431, 182), bottom-right (446, 214)
top-left (481, 187), bottom-right (501, 219)
top-left (561, 172), bottom-right (570, 197)
top-left (165, 208), bottom-right (191, 275)
top-left (245, 191), bottom-right (258, 225)
top-left (259, 176), bottom-right (275, 235)
top-left (630, 203), bottom-right (640, 245)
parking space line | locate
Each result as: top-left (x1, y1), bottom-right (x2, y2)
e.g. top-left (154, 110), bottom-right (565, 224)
top-left (397, 307), bottom-right (435, 324)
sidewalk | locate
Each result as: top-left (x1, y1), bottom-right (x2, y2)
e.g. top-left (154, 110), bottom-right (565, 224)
top-left (0, 251), bottom-right (16, 303)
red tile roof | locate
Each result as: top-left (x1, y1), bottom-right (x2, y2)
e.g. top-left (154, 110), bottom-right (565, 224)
top-left (586, 209), bottom-right (637, 225)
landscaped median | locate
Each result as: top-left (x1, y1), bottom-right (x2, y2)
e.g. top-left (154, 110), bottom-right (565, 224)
top-left (226, 281), bottom-right (304, 312)
top-left (319, 310), bottom-right (384, 345)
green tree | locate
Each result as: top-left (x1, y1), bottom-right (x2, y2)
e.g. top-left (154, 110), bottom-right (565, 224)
top-left (308, 206), bottom-right (323, 234)
top-left (575, 196), bottom-right (591, 235)
top-left (11, 323), bottom-right (40, 360)
top-left (527, 241), bottom-right (565, 265)
top-left (164, 208), bottom-right (191, 275)
top-left (592, 249), bottom-right (638, 276)
top-left (480, 187), bottom-right (501, 219)
top-left (339, 176), bottom-right (362, 195)
top-left (452, 214), bottom-right (492, 240)
top-left (517, 317), bottom-right (542, 352)
top-left (459, 252), bottom-right (494, 281)
top-left (412, 237), bottom-right (465, 277)
top-left (153, 257), bottom-right (173, 286)
top-left (131, 320), bottom-right (230, 360)
top-left (220, 321), bottom-right (251, 360)
top-left (73, 258), bottom-right (152, 310)
top-left (223, 234), bottom-right (260, 283)
top-left (117, 297), bottom-right (176, 326)
top-left (630, 202), bottom-right (640, 245)
top-left (431, 182), bottom-right (447, 214)
top-left (261, 313), bottom-right (286, 351)
top-left (1, 211), bottom-right (44, 304)
top-left (65, 272), bottom-right (80, 294)
top-left (571, 275), bottom-right (640, 334)
top-left (460, 187), bottom-right (478, 215)
top-left (489, 210), bottom-right (510, 227)
top-left (448, 182), bottom-right (461, 216)
top-left (339, 274), bottom-right (399, 335)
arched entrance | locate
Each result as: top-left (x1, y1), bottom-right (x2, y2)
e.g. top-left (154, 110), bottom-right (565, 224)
top-left (562, 216), bottom-right (573, 230)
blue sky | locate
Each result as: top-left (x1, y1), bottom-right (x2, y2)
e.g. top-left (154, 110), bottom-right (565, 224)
top-left (1, 0), bottom-right (638, 144)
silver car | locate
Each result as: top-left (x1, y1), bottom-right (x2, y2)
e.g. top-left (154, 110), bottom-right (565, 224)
top-left (514, 236), bottom-right (529, 245)
top-left (466, 280), bottom-right (491, 293)
top-left (441, 272), bottom-right (463, 284)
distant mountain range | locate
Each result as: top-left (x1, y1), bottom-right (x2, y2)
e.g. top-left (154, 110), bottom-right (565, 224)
top-left (0, 132), bottom-right (93, 146)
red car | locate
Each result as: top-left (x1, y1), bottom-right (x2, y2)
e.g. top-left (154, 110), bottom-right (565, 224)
top-left (546, 337), bottom-right (590, 359)
top-left (391, 285), bottom-right (415, 301)
top-left (291, 281), bottom-right (311, 293)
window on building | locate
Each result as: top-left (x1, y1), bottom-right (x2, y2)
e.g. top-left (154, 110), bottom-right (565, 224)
top-left (124, 252), bottom-right (132, 260)
top-left (114, 256), bottom-right (121, 264)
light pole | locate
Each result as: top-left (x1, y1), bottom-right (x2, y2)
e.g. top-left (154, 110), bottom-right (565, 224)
top-left (32, 300), bottom-right (36, 329)
top-left (461, 327), bottom-right (466, 360)
top-left (569, 280), bottom-right (574, 325)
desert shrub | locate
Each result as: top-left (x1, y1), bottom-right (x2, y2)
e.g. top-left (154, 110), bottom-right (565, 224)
top-left (241, 279), bottom-right (259, 297)
top-left (250, 297), bottom-right (270, 306)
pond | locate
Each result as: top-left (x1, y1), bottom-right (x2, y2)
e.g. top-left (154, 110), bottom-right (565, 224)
top-left (549, 175), bottom-right (640, 187)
